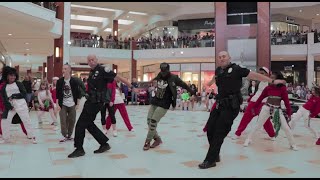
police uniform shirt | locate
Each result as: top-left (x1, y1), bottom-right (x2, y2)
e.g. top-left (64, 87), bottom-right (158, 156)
top-left (87, 64), bottom-right (116, 93)
top-left (215, 63), bottom-right (250, 98)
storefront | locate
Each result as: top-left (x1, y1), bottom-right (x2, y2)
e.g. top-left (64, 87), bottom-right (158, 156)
top-left (271, 61), bottom-right (306, 85)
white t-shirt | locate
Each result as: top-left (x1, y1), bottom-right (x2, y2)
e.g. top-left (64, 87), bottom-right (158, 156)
top-left (6, 82), bottom-right (28, 111)
top-left (114, 89), bottom-right (124, 104)
top-left (250, 81), bottom-right (268, 103)
top-left (62, 79), bottom-right (75, 107)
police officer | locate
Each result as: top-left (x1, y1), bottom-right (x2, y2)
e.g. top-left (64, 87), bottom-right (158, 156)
top-left (198, 51), bottom-right (285, 169)
top-left (68, 54), bottom-right (138, 158)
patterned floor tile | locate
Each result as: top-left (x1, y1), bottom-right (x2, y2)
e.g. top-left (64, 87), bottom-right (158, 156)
top-left (181, 161), bottom-right (202, 168)
top-left (109, 154), bottom-right (128, 159)
top-left (127, 168), bottom-right (150, 175)
top-left (267, 166), bottom-right (296, 175)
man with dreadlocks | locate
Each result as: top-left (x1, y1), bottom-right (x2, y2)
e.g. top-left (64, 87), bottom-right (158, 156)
top-left (243, 72), bottom-right (297, 151)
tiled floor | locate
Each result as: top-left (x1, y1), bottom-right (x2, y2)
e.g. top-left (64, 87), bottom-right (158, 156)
top-left (0, 104), bottom-right (319, 178)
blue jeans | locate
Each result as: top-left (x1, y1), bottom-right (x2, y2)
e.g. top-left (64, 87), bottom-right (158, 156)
top-left (26, 93), bottom-right (33, 104)
top-left (131, 91), bottom-right (138, 104)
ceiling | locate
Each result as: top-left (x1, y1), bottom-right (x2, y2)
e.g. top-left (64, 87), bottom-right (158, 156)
top-left (271, 3), bottom-right (320, 22)
top-left (70, 2), bottom-right (215, 38)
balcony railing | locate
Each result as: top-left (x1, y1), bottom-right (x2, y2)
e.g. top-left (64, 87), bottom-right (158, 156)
top-left (32, 2), bottom-right (56, 11)
top-left (71, 39), bottom-right (131, 50)
top-left (271, 34), bottom-right (307, 45)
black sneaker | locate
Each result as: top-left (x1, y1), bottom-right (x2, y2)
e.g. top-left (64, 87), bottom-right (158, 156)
top-left (94, 143), bottom-right (111, 154)
top-left (198, 160), bottom-right (216, 169)
top-left (216, 156), bottom-right (220, 162)
top-left (68, 149), bottom-right (85, 158)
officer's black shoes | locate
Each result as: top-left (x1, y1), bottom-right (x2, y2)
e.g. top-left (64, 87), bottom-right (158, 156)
top-left (216, 156), bottom-right (221, 162)
top-left (198, 160), bottom-right (216, 169)
top-left (68, 148), bottom-right (85, 158)
top-left (94, 143), bottom-right (111, 154)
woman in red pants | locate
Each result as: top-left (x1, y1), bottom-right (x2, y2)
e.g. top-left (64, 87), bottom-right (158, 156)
top-left (105, 79), bottom-right (134, 135)
top-left (232, 67), bottom-right (275, 140)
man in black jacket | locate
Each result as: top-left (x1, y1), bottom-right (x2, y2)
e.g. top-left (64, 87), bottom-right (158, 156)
top-left (56, 64), bottom-right (81, 143)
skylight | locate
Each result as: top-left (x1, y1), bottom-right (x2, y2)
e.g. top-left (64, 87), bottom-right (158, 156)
top-left (71, 14), bottom-right (106, 22)
top-left (118, 19), bottom-right (134, 25)
top-left (71, 4), bottom-right (118, 12)
top-left (71, 25), bottom-right (97, 31)
top-left (128, 11), bottom-right (148, 16)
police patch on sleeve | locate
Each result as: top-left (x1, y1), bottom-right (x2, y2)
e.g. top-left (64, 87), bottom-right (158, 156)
top-left (104, 66), bottom-right (111, 73)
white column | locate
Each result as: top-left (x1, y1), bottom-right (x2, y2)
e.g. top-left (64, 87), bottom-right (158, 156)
top-left (63, 2), bottom-right (71, 64)
top-left (307, 33), bottom-right (314, 89)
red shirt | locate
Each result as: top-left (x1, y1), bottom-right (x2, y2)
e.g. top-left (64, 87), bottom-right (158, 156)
top-left (255, 85), bottom-right (292, 116)
top-left (307, 96), bottom-right (320, 117)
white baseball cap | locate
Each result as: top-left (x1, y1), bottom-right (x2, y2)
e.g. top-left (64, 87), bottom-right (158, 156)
top-left (259, 67), bottom-right (270, 75)
top-left (52, 77), bottom-right (59, 80)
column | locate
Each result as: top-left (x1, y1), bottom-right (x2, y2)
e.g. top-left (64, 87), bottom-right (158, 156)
top-left (53, 2), bottom-right (65, 77)
top-left (63, 2), bottom-right (71, 64)
top-left (113, 20), bottom-right (118, 38)
top-left (214, 2), bottom-right (227, 67)
top-left (42, 62), bottom-right (47, 80)
top-left (257, 2), bottom-right (271, 69)
top-left (307, 33), bottom-right (315, 89)
top-left (47, 56), bottom-right (54, 84)
top-left (130, 41), bottom-right (137, 81)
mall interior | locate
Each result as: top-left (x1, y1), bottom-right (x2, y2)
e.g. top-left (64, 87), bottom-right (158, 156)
top-left (0, 2), bottom-right (320, 178)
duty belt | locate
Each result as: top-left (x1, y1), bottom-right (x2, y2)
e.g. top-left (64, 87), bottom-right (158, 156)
top-left (216, 93), bottom-right (241, 109)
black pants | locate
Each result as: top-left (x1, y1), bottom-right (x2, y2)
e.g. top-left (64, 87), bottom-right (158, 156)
top-left (205, 105), bottom-right (240, 163)
top-left (100, 103), bottom-right (116, 126)
top-left (74, 100), bottom-right (109, 149)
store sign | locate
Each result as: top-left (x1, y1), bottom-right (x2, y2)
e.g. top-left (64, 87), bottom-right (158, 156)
top-left (286, 16), bottom-right (295, 23)
top-left (284, 66), bottom-right (293, 71)
top-left (178, 18), bottom-right (215, 30)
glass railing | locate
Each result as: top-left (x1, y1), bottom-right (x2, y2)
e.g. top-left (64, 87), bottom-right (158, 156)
top-left (135, 39), bottom-right (215, 50)
top-left (71, 39), bottom-right (131, 50)
top-left (32, 2), bottom-right (56, 11)
top-left (70, 39), bottom-right (215, 50)
top-left (271, 35), bottom-right (307, 45)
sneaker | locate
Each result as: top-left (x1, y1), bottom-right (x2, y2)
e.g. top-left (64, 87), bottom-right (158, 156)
top-left (243, 139), bottom-right (252, 147)
top-left (231, 134), bottom-right (240, 140)
top-left (143, 139), bottom-right (151, 151)
top-left (32, 137), bottom-right (37, 144)
top-left (150, 137), bottom-right (162, 148)
top-left (290, 145), bottom-right (298, 151)
top-left (68, 148), bottom-right (85, 158)
top-left (270, 137), bottom-right (276, 141)
top-left (59, 137), bottom-right (68, 143)
top-left (67, 137), bottom-right (73, 141)
top-left (93, 143), bottom-right (111, 154)
top-left (113, 130), bottom-right (118, 137)
top-left (316, 138), bottom-right (320, 145)
top-left (130, 128), bottom-right (135, 132)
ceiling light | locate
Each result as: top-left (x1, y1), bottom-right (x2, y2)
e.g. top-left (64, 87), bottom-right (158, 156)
top-left (71, 14), bottom-right (106, 22)
top-left (25, 42), bottom-right (29, 45)
top-left (104, 28), bottom-right (112, 32)
top-left (118, 19), bottom-right (134, 25)
top-left (317, 14), bottom-right (320, 16)
top-left (127, 16), bottom-right (129, 18)
top-left (128, 11), bottom-right (147, 16)
top-left (157, 28), bottom-right (159, 31)
top-left (180, 51), bottom-right (184, 54)
top-left (8, 34), bottom-right (12, 36)
top-left (71, 25), bottom-right (97, 31)
top-left (68, 41), bottom-right (72, 45)
top-left (299, 9), bottom-right (302, 12)
top-left (26, 49), bottom-right (30, 51)
top-left (71, 4), bottom-right (118, 12)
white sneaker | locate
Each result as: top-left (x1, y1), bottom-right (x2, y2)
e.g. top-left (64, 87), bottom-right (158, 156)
top-left (113, 130), bottom-right (118, 137)
top-left (243, 139), bottom-right (252, 147)
top-left (290, 145), bottom-right (298, 151)
top-left (32, 137), bottom-right (37, 144)
top-left (231, 135), bottom-right (240, 140)
top-left (270, 137), bottom-right (276, 141)
top-left (130, 128), bottom-right (135, 132)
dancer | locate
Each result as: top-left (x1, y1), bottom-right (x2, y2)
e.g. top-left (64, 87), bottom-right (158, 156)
top-left (100, 78), bottom-right (117, 135)
top-left (56, 64), bottom-right (81, 143)
top-left (50, 76), bottom-right (59, 125)
top-left (143, 63), bottom-right (194, 151)
top-left (0, 67), bottom-right (36, 144)
top-left (198, 51), bottom-right (285, 169)
top-left (243, 72), bottom-right (297, 151)
top-left (105, 79), bottom-right (134, 135)
top-left (232, 67), bottom-right (275, 140)
top-left (37, 80), bottom-right (58, 130)
top-left (289, 86), bottom-right (320, 138)
top-left (68, 54), bottom-right (137, 158)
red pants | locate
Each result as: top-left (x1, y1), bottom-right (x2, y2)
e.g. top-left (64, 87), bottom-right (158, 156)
top-left (105, 104), bottom-right (133, 131)
top-left (0, 119), bottom-right (28, 136)
top-left (202, 102), bottom-right (216, 132)
top-left (235, 101), bottom-right (275, 137)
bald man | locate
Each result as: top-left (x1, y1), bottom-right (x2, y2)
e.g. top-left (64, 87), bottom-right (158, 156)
top-left (199, 51), bottom-right (285, 169)
top-left (68, 54), bottom-right (138, 158)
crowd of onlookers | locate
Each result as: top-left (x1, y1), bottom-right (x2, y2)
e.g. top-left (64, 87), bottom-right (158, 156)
top-left (71, 33), bottom-right (215, 50)
top-left (271, 29), bottom-right (320, 45)
top-left (32, 2), bottom-right (56, 11)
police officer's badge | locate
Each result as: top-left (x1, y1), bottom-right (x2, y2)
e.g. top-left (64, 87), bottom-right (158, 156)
top-left (104, 66), bottom-right (111, 73)
top-left (228, 68), bottom-right (233, 73)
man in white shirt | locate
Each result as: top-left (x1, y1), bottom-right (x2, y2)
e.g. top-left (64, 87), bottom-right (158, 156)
top-left (56, 64), bottom-right (81, 143)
